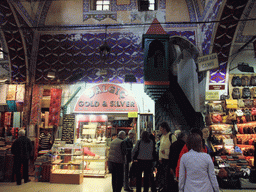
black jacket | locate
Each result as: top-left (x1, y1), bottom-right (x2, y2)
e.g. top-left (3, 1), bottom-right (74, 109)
top-left (11, 136), bottom-right (33, 160)
top-left (123, 137), bottom-right (133, 163)
top-left (169, 139), bottom-right (185, 172)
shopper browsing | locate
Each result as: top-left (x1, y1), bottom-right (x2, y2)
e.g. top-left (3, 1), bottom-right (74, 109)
top-left (11, 129), bottom-right (33, 185)
top-left (179, 133), bottom-right (219, 192)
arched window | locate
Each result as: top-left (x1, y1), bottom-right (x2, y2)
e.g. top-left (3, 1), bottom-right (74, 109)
top-left (90, 0), bottom-right (110, 11)
top-left (138, 0), bottom-right (157, 11)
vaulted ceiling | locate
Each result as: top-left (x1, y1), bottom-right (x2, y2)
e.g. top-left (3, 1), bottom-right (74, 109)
top-left (0, 0), bottom-right (255, 85)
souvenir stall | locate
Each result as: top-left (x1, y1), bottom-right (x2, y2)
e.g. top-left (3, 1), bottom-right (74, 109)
top-left (48, 83), bottom-right (154, 184)
top-left (205, 74), bottom-right (256, 189)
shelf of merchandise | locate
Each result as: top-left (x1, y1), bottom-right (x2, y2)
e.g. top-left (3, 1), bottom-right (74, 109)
top-left (50, 145), bottom-right (84, 184)
top-left (81, 143), bottom-right (107, 178)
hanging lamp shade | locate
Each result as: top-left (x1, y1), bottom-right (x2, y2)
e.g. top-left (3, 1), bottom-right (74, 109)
top-left (99, 42), bottom-right (111, 59)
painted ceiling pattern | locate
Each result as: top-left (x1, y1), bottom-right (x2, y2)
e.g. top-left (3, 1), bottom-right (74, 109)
top-left (210, 0), bottom-right (249, 84)
top-left (0, 0), bottom-right (26, 83)
top-left (35, 30), bottom-right (196, 84)
top-left (0, 0), bottom-right (254, 85)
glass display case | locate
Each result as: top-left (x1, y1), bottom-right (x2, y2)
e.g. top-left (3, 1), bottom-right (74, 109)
top-left (50, 144), bottom-right (84, 184)
top-left (81, 142), bottom-right (107, 178)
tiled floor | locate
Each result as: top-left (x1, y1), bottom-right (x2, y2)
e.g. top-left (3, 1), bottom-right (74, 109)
top-left (0, 175), bottom-right (256, 192)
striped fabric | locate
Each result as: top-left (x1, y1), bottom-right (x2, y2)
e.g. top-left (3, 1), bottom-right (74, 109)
top-left (39, 133), bottom-right (52, 150)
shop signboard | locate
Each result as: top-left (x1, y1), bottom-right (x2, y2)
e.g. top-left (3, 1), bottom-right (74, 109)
top-left (61, 114), bottom-right (75, 144)
top-left (205, 91), bottom-right (219, 101)
top-left (73, 84), bottom-right (138, 113)
top-left (197, 53), bottom-right (218, 72)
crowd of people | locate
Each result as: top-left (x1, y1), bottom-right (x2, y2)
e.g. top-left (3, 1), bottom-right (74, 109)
top-left (108, 122), bottom-right (222, 192)
top-left (11, 122), bottom-right (221, 191)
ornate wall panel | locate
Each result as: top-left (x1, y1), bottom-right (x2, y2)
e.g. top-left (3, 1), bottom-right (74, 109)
top-left (0, 0), bottom-right (26, 83)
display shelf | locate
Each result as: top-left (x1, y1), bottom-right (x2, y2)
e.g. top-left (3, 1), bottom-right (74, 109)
top-left (82, 144), bottom-right (106, 178)
top-left (50, 144), bottom-right (84, 184)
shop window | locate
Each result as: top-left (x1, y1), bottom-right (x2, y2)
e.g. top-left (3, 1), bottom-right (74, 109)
top-left (138, 0), bottom-right (157, 11)
top-left (90, 0), bottom-right (110, 11)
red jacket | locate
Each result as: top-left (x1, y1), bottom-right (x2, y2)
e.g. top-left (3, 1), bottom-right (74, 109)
top-left (175, 144), bottom-right (207, 178)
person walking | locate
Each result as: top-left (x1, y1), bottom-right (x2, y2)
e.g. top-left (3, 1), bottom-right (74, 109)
top-left (11, 129), bottom-right (33, 185)
top-left (123, 129), bottom-right (135, 191)
top-left (169, 131), bottom-right (187, 176)
top-left (179, 133), bottom-right (219, 192)
top-left (158, 122), bottom-right (177, 192)
top-left (108, 131), bottom-right (126, 192)
top-left (132, 131), bottom-right (157, 192)
top-left (175, 128), bottom-right (208, 179)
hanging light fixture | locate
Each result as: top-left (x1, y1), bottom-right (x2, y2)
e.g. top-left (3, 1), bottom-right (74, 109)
top-left (99, 25), bottom-right (111, 60)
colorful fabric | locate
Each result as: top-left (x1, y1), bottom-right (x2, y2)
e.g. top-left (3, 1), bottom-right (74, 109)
top-left (6, 85), bottom-right (16, 100)
top-left (13, 112), bottom-right (20, 128)
top-left (4, 112), bottom-right (12, 126)
top-left (0, 84), bottom-right (7, 103)
top-left (45, 111), bottom-right (49, 128)
top-left (16, 84), bottom-right (25, 102)
top-left (48, 88), bottom-right (62, 126)
top-left (7, 100), bottom-right (17, 112)
top-left (16, 102), bottom-right (24, 112)
top-left (30, 85), bottom-right (44, 125)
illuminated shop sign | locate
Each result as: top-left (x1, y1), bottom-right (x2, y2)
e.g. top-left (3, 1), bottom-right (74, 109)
top-left (74, 84), bottom-right (138, 113)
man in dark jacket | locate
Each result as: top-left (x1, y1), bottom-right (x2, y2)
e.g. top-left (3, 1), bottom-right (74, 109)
top-left (11, 129), bottom-right (33, 185)
top-left (123, 129), bottom-right (135, 191)
top-left (169, 131), bottom-right (187, 175)
top-left (108, 131), bottom-right (126, 192)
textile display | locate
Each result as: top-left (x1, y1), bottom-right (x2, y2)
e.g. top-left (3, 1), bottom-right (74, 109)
top-left (48, 88), bottom-right (62, 126)
top-left (16, 102), bottom-right (24, 112)
top-left (6, 84), bottom-right (16, 101)
top-left (16, 84), bottom-right (25, 102)
top-left (13, 112), bottom-right (20, 128)
top-left (30, 85), bottom-right (44, 125)
top-left (7, 100), bottom-right (17, 112)
top-left (45, 112), bottom-right (49, 128)
top-left (4, 112), bottom-right (12, 126)
top-left (0, 84), bottom-right (7, 103)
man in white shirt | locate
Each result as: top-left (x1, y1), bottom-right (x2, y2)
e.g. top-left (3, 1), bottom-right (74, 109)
top-left (158, 122), bottom-right (177, 192)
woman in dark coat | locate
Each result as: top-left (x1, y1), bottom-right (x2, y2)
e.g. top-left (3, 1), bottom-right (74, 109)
top-left (132, 131), bottom-right (157, 192)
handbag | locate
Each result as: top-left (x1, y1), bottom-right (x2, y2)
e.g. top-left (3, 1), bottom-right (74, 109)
top-left (132, 140), bottom-right (141, 160)
top-left (231, 76), bottom-right (242, 87)
top-left (251, 76), bottom-right (256, 86)
top-left (226, 99), bottom-right (238, 109)
top-left (232, 88), bottom-right (241, 99)
top-left (208, 103), bottom-right (223, 113)
top-left (236, 109), bottom-right (243, 117)
top-left (241, 76), bottom-right (250, 86)
top-left (251, 108), bottom-right (256, 116)
top-left (244, 99), bottom-right (253, 108)
top-left (237, 99), bottom-right (245, 108)
top-left (252, 88), bottom-right (256, 98)
top-left (227, 111), bottom-right (237, 122)
top-left (211, 114), bottom-right (222, 123)
top-left (220, 94), bottom-right (230, 100)
top-left (129, 161), bottom-right (139, 179)
top-left (242, 88), bottom-right (251, 99)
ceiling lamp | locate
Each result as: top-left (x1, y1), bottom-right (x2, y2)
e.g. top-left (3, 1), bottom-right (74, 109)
top-left (99, 26), bottom-right (111, 61)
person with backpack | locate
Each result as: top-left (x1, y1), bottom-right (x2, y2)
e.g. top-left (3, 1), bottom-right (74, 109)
top-left (157, 122), bottom-right (177, 192)
top-left (131, 131), bottom-right (157, 192)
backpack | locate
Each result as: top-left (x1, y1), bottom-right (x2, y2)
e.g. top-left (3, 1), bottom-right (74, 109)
top-left (241, 76), bottom-right (250, 86)
top-left (242, 88), bottom-right (251, 99)
top-left (169, 132), bottom-right (173, 144)
top-left (231, 76), bottom-right (242, 87)
top-left (232, 88), bottom-right (241, 99)
top-left (251, 76), bottom-right (256, 86)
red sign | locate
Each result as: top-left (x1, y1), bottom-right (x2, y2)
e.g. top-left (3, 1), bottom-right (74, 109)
top-left (209, 85), bottom-right (225, 90)
top-left (74, 84), bottom-right (138, 113)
